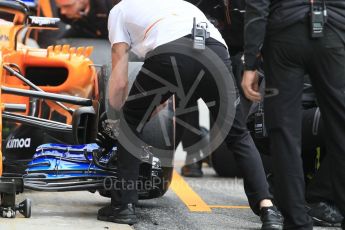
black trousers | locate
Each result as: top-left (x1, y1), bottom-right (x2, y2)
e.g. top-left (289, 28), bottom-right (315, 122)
top-left (177, 109), bottom-right (202, 163)
top-left (224, 53), bottom-right (273, 215)
top-left (177, 52), bottom-right (272, 214)
top-left (115, 37), bottom-right (271, 215)
top-left (178, 52), bottom-right (246, 161)
top-left (263, 21), bottom-right (345, 229)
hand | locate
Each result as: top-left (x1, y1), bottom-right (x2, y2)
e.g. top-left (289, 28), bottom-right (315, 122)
top-left (241, 70), bottom-right (262, 102)
top-left (96, 112), bottom-right (118, 151)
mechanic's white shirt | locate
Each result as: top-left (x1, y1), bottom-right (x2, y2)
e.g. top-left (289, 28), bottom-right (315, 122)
top-left (108, 0), bottom-right (227, 58)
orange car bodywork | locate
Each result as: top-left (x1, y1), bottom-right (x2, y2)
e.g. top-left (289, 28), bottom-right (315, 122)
top-left (0, 3), bottom-right (100, 175)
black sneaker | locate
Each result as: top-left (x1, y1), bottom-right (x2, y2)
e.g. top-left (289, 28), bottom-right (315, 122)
top-left (97, 203), bottom-right (138, 225)
top-left (181, 161), bottom-right (203, 177)
top-left (307, 202), bottom-right (343, 227)
top-left (260, 206), bottom-right (283, 230)
top-left (342, 219), bottom-right (344, 229)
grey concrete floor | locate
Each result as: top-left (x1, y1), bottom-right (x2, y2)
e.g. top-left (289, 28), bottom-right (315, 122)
top-left (1, 165), bottom-right (340, 230)
top-left (133, 166), bottom-right (342, 230)
top-left (0, 148), bottom-right (341, 229)
top-left (2, 191), bottom-right (133, 230)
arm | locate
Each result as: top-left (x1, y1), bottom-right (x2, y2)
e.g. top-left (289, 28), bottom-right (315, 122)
top-left (242, 0), bottom-right (270, 102)
top-left (108, 42), bottom-right (130, 110)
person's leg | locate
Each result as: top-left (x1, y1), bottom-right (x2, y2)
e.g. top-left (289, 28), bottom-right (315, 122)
top-left (263, 36), bottom-right (312, 229)
top-left (179, 109), bottom-right (204, 177)
top-left (306, 28), bottom-right (345, 219)
top-left (180, 51), bottom-right (247, 178)
top-left (212, 44), bottom-right (274, 215)
top-left (305, 153), bottom-right (344, 226)
top-left (203, 41), bottom-right (282, 230)
top-left (228, 54), bottom-right (274, 215)
top-left (98, 53), bottom-right (177, 224)
top-left (224, 98), bottom-right (272, 206)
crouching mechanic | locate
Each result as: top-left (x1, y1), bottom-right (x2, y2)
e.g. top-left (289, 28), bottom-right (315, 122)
top-left (99, 0), bottom-right (282, 228)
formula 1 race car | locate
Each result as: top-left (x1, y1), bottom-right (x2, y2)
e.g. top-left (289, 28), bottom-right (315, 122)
top-left (0, 0), bottom-right (174, 218)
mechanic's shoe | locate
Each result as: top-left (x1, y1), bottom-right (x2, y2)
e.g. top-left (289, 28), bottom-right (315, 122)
top-left (181, 161), bottom-right (203, 177)
top-left (260, 206), bottom-right (283, 230)
top-left (342, 219), bottom-right (345, 229)
top-left (97, 203), bottom-right (138, 225)
top-left (307, 202), bottom-right (343, 227)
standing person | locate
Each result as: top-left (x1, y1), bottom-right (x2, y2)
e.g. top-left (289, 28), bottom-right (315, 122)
top-left (54, 0), bottom-right (118, 38)
top-left (242, 0), bottom-right (345, 229)
top-left (101, 0), bottom-right (282, 228)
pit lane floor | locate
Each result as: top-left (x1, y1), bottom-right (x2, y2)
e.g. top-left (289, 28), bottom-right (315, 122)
top-left (2, 143), bottom-right (341, 230)
top-left (133, 166), bottom-right (341, 230)
top-left (3, 164), bottom-right (341, 230)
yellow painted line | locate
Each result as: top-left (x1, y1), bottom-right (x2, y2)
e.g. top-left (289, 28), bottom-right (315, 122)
top-left (209, 205), bottom-right (250, 209)
top-left (170, 170), bottom-right (211, 212)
